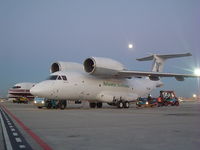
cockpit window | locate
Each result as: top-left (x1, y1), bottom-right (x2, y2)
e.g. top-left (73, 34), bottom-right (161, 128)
top-left (57, 76), bottom-right (62, 80)
top-left (47, 75), bottom-right (67, 81)
top-left (62, 76), bottom-right (67, 81)
top-left (47, 75), bottom-right (58, 80)
top-left (13, 86), bottom-right (21, 89)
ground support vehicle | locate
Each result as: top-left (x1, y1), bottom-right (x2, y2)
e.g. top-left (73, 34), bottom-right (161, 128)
top-left (34, 97), bottom-right (67, 109)
top-left (13, 97), bottom-right (28, 104)
top-left (157, 91), bottom-right (179, 106)
top-left (33, 97), bottom-right (46, 108)
top-left (136, 97), bottom-right (157, 108)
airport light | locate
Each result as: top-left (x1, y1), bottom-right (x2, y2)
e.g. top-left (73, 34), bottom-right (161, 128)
top-left (193, 94), bottom-right (197, 98)
top-left (194, 68), bottom-right (200, 76)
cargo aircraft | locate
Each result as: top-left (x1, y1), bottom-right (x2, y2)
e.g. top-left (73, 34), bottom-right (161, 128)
top-left (30, 53), bottom-right (199, 109)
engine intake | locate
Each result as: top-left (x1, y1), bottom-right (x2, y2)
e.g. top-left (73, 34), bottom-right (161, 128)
top-left (84, 58), bottom-right (95, 73)
top-left (51, 63), bottom-right (60, 73)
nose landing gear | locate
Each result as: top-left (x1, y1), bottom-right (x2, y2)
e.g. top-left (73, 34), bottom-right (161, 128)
top-left (45, 100), bottom-right (67, 110)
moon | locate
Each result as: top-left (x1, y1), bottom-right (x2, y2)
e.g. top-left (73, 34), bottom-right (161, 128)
top-left (128, 44), bottom-right (133, 49)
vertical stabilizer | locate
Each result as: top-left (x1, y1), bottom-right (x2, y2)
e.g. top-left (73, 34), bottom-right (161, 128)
top-left (136, 53), bottom-right (192, 72)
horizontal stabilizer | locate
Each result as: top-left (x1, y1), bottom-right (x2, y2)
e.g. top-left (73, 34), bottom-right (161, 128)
top-left (137, 52), bottom-right (192, 61)
top-left (136, 52), bottom-right (192, 72)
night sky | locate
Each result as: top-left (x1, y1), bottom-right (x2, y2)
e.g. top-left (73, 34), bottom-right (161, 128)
top-left (0, 0), bottom-right (199, 98)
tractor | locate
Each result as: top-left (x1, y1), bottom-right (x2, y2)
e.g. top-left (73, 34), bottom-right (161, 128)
top-left (157, 91), bottom-right (179, 106)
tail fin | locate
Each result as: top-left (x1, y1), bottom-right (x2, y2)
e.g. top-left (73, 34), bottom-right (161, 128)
top-left (137, 52), bottom-right (192, 72)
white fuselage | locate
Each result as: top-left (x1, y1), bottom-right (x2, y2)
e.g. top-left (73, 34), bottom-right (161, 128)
top-left (31, 71), bottom-right (162, 103)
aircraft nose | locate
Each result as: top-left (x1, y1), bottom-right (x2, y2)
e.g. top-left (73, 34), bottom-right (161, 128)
top-left (30, 85), bottom-right (42, 96)
top-left (30, 82), bottom-right (50, 97)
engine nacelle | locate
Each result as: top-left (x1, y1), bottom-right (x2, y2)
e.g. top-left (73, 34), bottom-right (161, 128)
top-left (50, 61), bottom-right (83, 73)
top-left (83, 57), bottom-right (125, 76)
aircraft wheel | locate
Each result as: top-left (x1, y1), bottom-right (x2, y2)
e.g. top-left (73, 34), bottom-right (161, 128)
top-left (107, 103), bottom-right (114, 106)
top-left (117, 101), bottom-right (123, 108)
top-left (89, 102), bottom-right (96, 108)
top-left (97, 102), bottom-right (103, 108)
top-left (164, 102), bottom-right (168, 106)
top-left (175, 101), bottom-right (179, 106)
top-left (38, 106), bottom-right (42, 109)
top-left (123, 101), bottom-right (130, 108)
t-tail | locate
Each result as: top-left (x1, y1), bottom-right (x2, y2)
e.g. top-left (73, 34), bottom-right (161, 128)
top-left (136, 52), bottom-right (192, 72)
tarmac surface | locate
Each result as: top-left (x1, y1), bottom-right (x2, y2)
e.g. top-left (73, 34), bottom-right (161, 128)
top-left (0, 101), bottom-right (200, 150)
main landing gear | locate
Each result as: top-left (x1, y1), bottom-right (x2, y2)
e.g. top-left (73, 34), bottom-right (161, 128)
top-left (89, 102), bottom-right (103, 108)
top-left (107, 97), bottom-right (130, 109)
top-left (117, 101), bottom-right (130, 109)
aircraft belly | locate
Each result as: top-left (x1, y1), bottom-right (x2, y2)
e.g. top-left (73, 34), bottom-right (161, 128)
top-left (96, 90), bottom-right (138, 103)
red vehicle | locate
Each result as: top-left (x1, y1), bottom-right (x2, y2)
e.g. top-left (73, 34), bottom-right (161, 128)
top-left (157, 91), bottom-right (179, 106)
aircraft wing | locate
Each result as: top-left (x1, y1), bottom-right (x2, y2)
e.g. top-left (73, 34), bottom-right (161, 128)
top-left (117, 70), bottom-right (200, 81)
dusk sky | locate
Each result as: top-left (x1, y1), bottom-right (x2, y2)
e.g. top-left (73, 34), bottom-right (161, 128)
top-left (0, 0), bottom-right (199, 98)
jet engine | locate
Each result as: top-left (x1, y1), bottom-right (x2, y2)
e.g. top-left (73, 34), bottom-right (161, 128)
top-left (83, 57), bottom-right (125, 76)
top-left (50, 61), bottom-right (83, 73)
